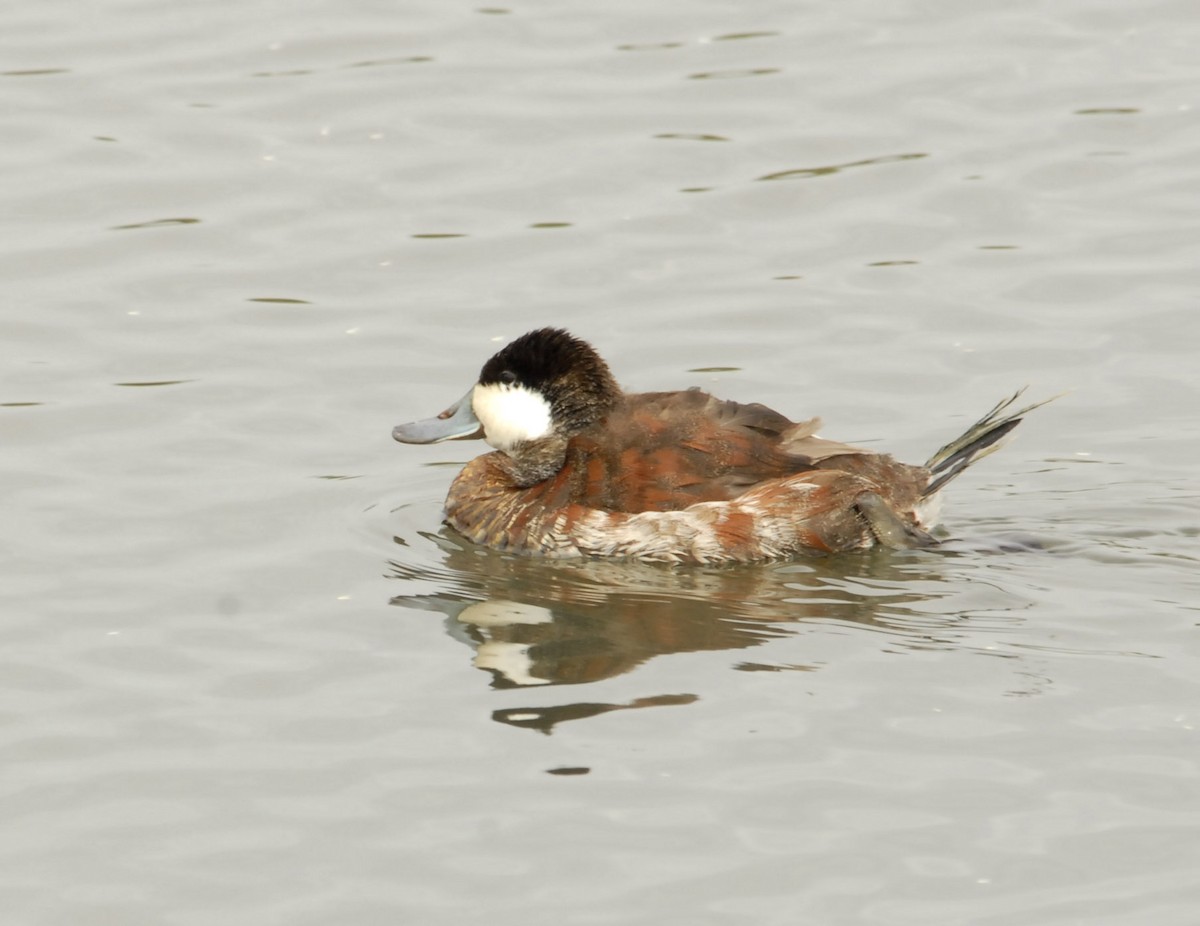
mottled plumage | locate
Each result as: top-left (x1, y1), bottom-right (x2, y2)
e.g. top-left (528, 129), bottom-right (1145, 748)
top-left (393, 329), bottom-right (1054, 564)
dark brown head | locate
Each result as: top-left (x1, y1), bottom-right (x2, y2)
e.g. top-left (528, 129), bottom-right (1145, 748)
top-left (393, 328), bottom-right (621, 462)
top-left (471, 328), bottom-right (621, 450)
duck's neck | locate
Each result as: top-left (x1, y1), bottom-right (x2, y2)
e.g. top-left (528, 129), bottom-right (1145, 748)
top-left (495, 394), bottom-right (622, 488)
top-left (495, 434), bottom-right (570, 488)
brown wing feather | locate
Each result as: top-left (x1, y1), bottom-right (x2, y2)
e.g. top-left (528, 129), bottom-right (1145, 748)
top-left (559, 390), bottom-right (882, 514)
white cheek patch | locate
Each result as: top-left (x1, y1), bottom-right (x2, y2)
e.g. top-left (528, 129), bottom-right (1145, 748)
top-left (472, 382), bottom-right (553, 451)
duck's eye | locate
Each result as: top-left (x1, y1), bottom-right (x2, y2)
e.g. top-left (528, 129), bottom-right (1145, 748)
top-left (498, 370), bottom-right (517, 385)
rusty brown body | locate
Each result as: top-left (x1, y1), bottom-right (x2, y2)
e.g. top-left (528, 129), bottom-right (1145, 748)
top-left (443, 390), bottom-right (930, 564)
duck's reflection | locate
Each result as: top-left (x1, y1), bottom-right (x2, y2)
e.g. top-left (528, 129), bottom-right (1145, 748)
top-left (386, 530), bottom-right (999, 732)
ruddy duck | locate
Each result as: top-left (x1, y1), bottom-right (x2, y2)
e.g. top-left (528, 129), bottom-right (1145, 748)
top-left (393, 328), bottom-right (1055, 564)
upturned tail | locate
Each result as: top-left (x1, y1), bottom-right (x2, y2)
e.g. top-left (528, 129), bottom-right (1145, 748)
top-left (922, 388), bottom-right (1058, 498)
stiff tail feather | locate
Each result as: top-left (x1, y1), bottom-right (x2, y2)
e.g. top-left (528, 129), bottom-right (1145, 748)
top-left (922, 388), bottom-right (1059, 498)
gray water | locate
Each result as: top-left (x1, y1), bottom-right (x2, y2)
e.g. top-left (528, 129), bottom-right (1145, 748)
top-left (4, 1), bottom-right (1199, 924)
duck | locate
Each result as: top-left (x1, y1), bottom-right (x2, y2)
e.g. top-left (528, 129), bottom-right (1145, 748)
top-left (392, 328), bottom-right (1055, 565)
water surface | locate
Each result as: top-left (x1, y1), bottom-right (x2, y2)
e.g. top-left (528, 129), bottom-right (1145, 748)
top-left (3, 1), bottom-right (1199, 924)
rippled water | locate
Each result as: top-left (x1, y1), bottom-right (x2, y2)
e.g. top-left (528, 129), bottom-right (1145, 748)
top-left (4, 1), bottom-right (1199, 923)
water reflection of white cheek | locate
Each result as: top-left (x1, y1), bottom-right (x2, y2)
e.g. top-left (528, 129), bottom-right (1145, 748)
top-left (458, 600), bottom-right (556, 686)
top-left (473, 641), bottom-right (551, 687)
